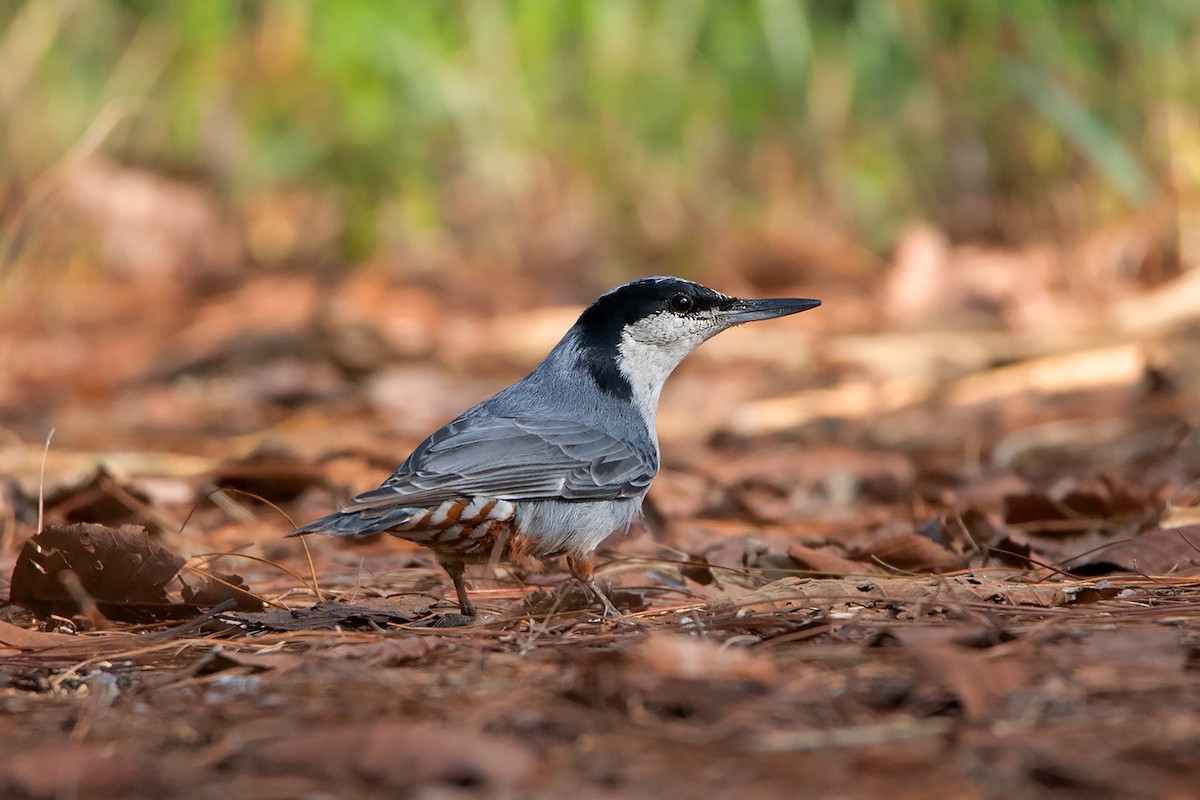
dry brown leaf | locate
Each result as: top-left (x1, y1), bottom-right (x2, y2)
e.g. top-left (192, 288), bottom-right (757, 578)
top-left (196, 649), bottom-right (306, 675)
top-left (210, 450), bottom-right (328, 504)
top-left (1003, 479), bottom-right (1156, 533)
top-left (788, 543), bottom-right (883, 576)
top-left (60, 157), bottom-right (243, 280)
top-left (0, 619), bottom-right (77, 651)
top-left (1071, 525), bottom-right (1200, 576)
top-left (10, 523), bottom-right (186, 622)
top-left (851, 532), bottom-right (964, 572)
top-left (243, 722), bottom-right (535, 790)
top-left (43, 466), bottom-right (164, 531)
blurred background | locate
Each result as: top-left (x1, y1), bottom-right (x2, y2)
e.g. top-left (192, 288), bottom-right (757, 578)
top-left (4, 8), bottom-right (1200, 796)
top-left (4, 1), bottom-right (1198, 289)
top-left (1, 0), bottom-right (1199, 476)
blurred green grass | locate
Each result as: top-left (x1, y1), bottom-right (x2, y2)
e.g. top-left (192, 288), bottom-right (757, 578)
top-left (1, 0), bottom-right (1198, 283)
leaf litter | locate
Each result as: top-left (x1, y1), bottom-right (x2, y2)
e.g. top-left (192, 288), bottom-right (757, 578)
top-left (3, 268), bottom-right (1200, 799)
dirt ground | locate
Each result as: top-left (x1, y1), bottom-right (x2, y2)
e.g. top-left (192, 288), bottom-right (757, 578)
top-left (2, 258), bottom-right (1200, 799)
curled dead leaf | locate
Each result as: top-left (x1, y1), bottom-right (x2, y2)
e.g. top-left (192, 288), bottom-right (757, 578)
top-left (10, 523), bottom-right (185, 622)
top-left (9, 523), bottom-right (265, 623)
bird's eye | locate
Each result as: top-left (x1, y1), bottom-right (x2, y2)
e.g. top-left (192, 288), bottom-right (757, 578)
top-left (669, 294), bottom-right (694, 314)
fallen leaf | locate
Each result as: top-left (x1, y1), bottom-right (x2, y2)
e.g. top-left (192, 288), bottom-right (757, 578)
top-left (1071, 525), bottom-right (1200, 576)
top-left (729, 476), bottom-right (796, 524)
top-left (60, 156), bottom-right (243, 280)
top-left (850, 532), bottom-right (964, 572)
top-left (210, 449), bottom-right (328, 504)
top-left (1002, 478), bottom-right (1159, 536)
top-left (44, 466), bottom-right (159, 529)
top-left (678, 552), bottom-right (717, 585)
top-left (788, 543), bottom-right (882, 576)
top-left (10, 523), bottom-right (186, 622)
top-left (241, 722), bottom-right (535, 790)
top-left (0, 620), bottom-right (76, 651)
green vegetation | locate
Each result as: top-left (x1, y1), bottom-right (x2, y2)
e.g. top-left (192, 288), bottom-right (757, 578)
top-left (1, 0), bottom-right (1198, 275)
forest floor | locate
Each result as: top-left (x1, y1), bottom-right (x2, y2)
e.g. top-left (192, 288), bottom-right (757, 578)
top-left (2, 248), bottom-right (1200, 799)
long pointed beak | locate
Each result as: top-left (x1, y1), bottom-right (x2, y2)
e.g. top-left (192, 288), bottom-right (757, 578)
top-left (718, 297), bottom-right (821, 326)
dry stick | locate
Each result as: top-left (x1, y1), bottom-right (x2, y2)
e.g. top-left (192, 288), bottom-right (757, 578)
top-left (297, 535), bottom-right (324, 602)
top-left (1178, 530), bottom-right (1200, 557)
top-left (951, 512), bottom-right (983, 554)
top-left (36, 426), bottom-right (54, 534)
top-left (212, 486), bottom-right (323, 600)
top-left (868, 555), bottom-right (923, 575)
top-left (177, 486), bottom-right (323, 601)
top-left (984, 544), bottom-right (1082, 581)
top-left (1127, 561), bottom-right (1174, 588)
top-left (189, 551), bottom-right (318, 596)
top-left (1050, 535), bottom-right (1140, 570)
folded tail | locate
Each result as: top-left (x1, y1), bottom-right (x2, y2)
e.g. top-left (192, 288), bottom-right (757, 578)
top-left (288, 506), bottom-right (418, 538)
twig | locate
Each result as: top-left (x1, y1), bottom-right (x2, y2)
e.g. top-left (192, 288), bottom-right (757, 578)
top-left (36, 426), bottom-right (54, 534)
top-left (298, 535), bottom-right (324, 602)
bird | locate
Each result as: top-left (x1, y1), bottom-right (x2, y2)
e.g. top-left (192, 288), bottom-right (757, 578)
top-left (290, 276), bottom-right (820, 625)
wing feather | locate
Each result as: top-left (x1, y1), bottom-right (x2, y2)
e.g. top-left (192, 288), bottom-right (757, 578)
top-left (342, 415), bottom-right (656, 514)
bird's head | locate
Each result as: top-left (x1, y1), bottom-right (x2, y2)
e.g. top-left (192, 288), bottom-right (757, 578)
top-left (567, 276), bottom-right (820, 414)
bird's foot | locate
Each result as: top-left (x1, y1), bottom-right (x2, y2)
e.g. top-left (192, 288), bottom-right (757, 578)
top-left (593, 586), bottom-right (622, 620)
top-left (567, 554), bottom-right (627, 623)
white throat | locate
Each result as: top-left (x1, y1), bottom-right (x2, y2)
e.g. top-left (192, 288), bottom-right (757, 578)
top-left (616, 314), bottom-right (714, 427)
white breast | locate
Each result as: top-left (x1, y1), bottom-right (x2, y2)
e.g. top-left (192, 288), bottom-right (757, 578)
top-left (516, 497), bottom-right (643, 558)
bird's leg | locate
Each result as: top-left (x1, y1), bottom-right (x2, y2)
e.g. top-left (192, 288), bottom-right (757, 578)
top-left (423, 560), bottom-right (478, 627)
top-left (568, 554), bottom-right (620, 618)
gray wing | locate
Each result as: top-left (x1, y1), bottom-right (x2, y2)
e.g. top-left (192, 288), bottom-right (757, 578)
top-left (343, 415), bottom-right (657, 513)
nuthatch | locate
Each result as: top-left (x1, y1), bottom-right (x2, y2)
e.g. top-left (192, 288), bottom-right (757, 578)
top-left (291, 277), bottom-right (820, 624)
